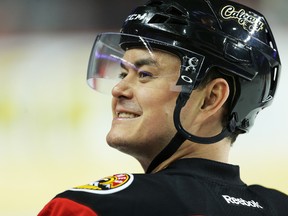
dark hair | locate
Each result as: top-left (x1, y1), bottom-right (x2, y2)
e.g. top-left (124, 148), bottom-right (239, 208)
top-left (197, 68), bottom-right (241, 144)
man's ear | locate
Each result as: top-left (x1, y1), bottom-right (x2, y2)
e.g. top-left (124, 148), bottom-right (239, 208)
top-left (201, 78), bottom-right (230, 115)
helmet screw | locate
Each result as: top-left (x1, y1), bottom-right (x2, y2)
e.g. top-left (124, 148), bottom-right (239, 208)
top-left (241, 119), bottom-right (250, 129)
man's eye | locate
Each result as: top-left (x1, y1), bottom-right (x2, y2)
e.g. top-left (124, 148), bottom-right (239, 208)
top-left (138, 71), bottom-right (153, 78)
top-left (119, 72), bottom-right (128, 79)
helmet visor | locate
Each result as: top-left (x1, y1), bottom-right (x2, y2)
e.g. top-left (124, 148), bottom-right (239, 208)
top-left (87, 33), bottom-right (203, 94)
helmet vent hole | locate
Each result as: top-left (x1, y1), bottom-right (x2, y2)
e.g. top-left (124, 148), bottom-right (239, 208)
top-left (166, 6), bottom-right (187, 17)
top-left (149, 14), bottom-right (188, 25)
top-left (167, 18), bottom-right (188, 25)
top-left (146, 1), bottom-right (164, 7)
top-left (269, 40), bottom-right (274, 49)
top-left (272, 67), bottom-right (278, 83)
top-left (148, 14), bottom-right (169, 24)
top-left (265, 29), bottom-right (275, 49)
top-left (268, 66), bottom-right (279, 97)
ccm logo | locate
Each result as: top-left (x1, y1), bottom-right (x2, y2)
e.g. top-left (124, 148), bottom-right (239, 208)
top-left (125, 13), bottom-right (147, 22)
top-left (222, 195), bottom-right (263, 209)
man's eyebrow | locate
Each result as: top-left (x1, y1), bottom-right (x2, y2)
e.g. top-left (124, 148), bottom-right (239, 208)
top-left (120, 58), bottom-right (158, 70)
top-left (134, 58), bottom-right (159, 68)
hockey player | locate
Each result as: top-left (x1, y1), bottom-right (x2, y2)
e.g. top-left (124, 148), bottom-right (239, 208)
top-left (39, 0), bottom-right (288, 215)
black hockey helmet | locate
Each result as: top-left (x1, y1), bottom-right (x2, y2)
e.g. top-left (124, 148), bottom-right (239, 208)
top-left (118, 0), bottom-right (281, 136)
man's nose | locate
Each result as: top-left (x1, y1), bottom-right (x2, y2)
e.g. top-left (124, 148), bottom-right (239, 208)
top-left (111, 79), bottom-right (133, 99)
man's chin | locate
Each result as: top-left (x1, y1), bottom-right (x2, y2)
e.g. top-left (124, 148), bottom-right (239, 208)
top-left (106, 131), bottom-right (128, 149)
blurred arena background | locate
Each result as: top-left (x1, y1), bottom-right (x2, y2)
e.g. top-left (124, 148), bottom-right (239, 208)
top-left (0, 0), bottom-right (287, 215)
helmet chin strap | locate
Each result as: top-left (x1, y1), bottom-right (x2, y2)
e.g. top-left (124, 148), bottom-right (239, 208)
top-left (173, 91), bottom-right (233, 144)
top-left (146, 91), bottom-right (235, 174)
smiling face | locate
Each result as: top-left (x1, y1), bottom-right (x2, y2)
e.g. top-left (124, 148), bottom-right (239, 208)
top-left (106, 48), bottom-right (182, 163)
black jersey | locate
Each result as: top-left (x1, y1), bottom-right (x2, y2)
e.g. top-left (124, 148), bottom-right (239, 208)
top-left (38, 158), bottom-right (288, 216)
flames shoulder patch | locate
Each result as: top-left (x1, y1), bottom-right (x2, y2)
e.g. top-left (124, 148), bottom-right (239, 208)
top-left (70, 173), bottom-right (134, 195)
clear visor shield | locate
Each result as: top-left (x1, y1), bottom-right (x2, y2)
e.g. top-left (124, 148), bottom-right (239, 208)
top-left (87, 33), bottom-right (204, 94)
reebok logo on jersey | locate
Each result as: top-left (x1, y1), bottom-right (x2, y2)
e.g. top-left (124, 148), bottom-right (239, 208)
top-left (222, 195), bottom-right (263, 209)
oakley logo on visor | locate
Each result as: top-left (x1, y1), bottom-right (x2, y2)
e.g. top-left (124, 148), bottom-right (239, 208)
top-left (177, 55), bottom-right (204, 86)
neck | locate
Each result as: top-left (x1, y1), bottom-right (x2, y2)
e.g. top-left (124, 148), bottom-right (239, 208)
top-left (148, 139), bottom-right (231, 173)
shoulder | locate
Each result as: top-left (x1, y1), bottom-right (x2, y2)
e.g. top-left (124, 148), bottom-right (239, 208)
top-left (63, 172), bottom-right (184, 200)
top-left (249, 184), bottom-right (288, 200)
top-left (38, 172), bottom-right (195, 216)
top-left (39, 173), bottom-right (182, 216)
top-left (249, 184), bottom-right (288, 214)
top-left (39, 173), bottom-right (137, 216)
